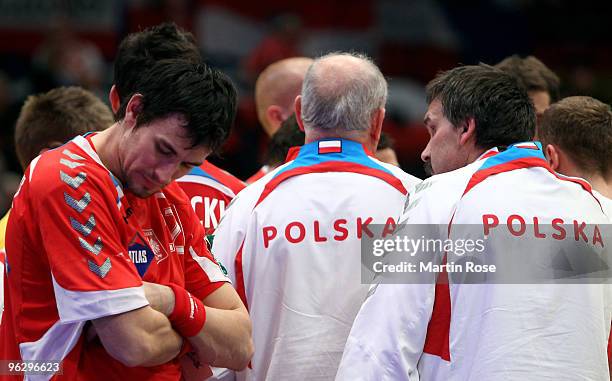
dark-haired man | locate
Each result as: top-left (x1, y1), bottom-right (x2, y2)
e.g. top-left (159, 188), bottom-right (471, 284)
top-left (112, 22), bottom-right (246, 235)
top-left (1, 59), bottom-right (253, 380)
top-left (338, 64), bottom-right (611, 380)
top-left (495, 55), bottom-right (560, 121)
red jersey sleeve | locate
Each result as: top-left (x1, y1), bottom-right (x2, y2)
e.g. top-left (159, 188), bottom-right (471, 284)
top-left (32, 149), bottom-right (147, 323)
top-left (180, 198), bottom-right (231, 301)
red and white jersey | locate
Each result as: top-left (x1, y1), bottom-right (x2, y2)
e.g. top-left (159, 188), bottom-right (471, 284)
top-left (245, 165), bottom-right (271, 184)
top-left (337, 142), bottom-right (612, 381)
top-left (176, 161), bottom-right (245, 235)
top-left (1, 134), bottom-right (229, 381)
top-left (0, 248), bottom-right (5, 324)
top-left (212, 138), bottom-right (421, 380)
top-left (594, 190), bottom-right (612, 221)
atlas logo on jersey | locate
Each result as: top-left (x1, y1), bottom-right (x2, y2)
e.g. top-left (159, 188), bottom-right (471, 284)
top-left (128, 233), bottom-right (155, 277)
top-left (262, 217), bottom-right (397, 248)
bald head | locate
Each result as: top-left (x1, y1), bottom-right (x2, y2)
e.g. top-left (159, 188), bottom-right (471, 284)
top-left (255, 57), bottom-right (313, 136)
top-left (299, 52), bottom-right (387, 133)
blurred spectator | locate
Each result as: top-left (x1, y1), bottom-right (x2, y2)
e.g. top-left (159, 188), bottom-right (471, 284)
top-left (0, 71), bottom-right (21, 172)
top-left (244, 13), bottom-right (303, 81)
top-left (385, 77), bottom-right (427, 124)
top-left (32, 21), bottom-right (106, 98)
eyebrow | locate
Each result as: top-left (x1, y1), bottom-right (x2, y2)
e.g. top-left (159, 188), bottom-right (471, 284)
top-left (159, 138), bottom-right (203, 167)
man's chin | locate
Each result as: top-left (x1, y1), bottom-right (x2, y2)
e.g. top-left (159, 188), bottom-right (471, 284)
top-left (423, 161), bottom-right (434, 177)
top-left (129, 186), bottom-right (160, 198)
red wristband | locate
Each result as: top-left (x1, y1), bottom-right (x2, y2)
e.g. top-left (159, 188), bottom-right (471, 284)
top-left (167, 283), bottom-right (207, 337)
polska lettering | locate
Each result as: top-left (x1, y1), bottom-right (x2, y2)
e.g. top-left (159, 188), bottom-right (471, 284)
top-left (262, 217), bottom-right (397, 248)
top-left (483, 214), bottom-right (604, 247)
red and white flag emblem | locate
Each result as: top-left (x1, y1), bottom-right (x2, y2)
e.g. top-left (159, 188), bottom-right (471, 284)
top-left (318, 140), bottom-right (342, 154)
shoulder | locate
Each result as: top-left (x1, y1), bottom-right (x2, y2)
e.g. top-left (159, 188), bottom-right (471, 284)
top-left (411, 161), bottom-right (480, 203)
top-left (401, 161), bottom-right (482, 224)
top-left (177, 162), bottom-right (245, 199)
top-left (371, 158), bottom-right (422, 190)
top-left (28, 142), bottom-right (117, 206)
top-left (199, 161), bottom-right (246, 194)
top-left (218, 162), bottom-right (292, 220)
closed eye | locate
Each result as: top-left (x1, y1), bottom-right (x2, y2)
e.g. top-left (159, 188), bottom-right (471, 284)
top-left (156, 142), bottom-right (175, 157)
top-left (426, 124), bottom-right (436, 136)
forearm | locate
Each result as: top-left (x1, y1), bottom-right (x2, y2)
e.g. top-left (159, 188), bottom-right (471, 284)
top-left (145, 282), bottom-right (253, 370)
top-left (93, 306), bottom-right (183, 367)
top-left (135, 307), bottom-right (184, 366)
top-left (188, 305), bottom-right (253, 370)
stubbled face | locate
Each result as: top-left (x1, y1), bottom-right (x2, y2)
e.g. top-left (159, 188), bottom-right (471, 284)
top-left (118, 114), bottom-right (209, 197)
top-left (421, 99), bottom-right (467, 176)
top-left (528, 90), bottom-right (551, 125)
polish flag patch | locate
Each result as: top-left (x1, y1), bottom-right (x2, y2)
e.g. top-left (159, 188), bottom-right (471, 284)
top-left (514, 142), bottom-right (539, 150)
top-left (318, 140), bottom-right (342, 154)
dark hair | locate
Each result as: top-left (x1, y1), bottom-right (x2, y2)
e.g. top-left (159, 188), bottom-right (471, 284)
top-left (538, 96), bottom-right (612, 177)
top-left (113, 22), bottom-right (201, 121)
top-left (495, 55), bottom-right (560, 102)
top-left (377, 131), bottom-right (394, 150)
top-left (130, 59), bottom-right (237, 153)
top-left (265, 114), bottom-right (305, 166)
top-left (426, 64), bottom-right (536, 149)
top-left (15, 86), bottom-right (113, 169)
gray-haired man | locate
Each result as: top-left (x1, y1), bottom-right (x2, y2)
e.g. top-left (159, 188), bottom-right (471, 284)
top-left (212, 52), bottom-right (421, 380)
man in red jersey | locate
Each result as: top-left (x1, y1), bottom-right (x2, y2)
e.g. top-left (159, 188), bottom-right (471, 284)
top-left (111, 22), bottom-right (246, 236)
top-left (1, 57), bottom-right (253, 380)
top-left (0, 86), bottom-right (114, 326)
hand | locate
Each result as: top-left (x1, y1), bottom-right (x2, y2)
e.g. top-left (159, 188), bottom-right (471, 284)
top-left (143, 282), bottom-right (175, 316)
top-left (180, 349), bottom-right (212, 381)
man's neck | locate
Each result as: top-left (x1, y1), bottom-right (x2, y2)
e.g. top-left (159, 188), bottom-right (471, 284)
top-left (305, 129), bottom-right (375, 152)
top-left (557, 163), bottom-right (612, 199)
top-left (587, 175), bottom-right (612, 199)
top-left (467, 147), bottom-right (488, 164)
top-left (90, 123), bottom-right (124, 183)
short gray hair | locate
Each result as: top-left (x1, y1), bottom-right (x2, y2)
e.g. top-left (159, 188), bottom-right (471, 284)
top-left (300, 52), bottom-right (387, 131)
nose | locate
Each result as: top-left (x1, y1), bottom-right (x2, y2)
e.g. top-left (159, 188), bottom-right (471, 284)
top-left (152, 162), bottom-right (178, 186)
top-left (421, 142), bottom-right (431, 163)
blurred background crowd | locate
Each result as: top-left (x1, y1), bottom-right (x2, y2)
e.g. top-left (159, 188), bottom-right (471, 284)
top-left (0, 0), bottom-right (610, 217)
